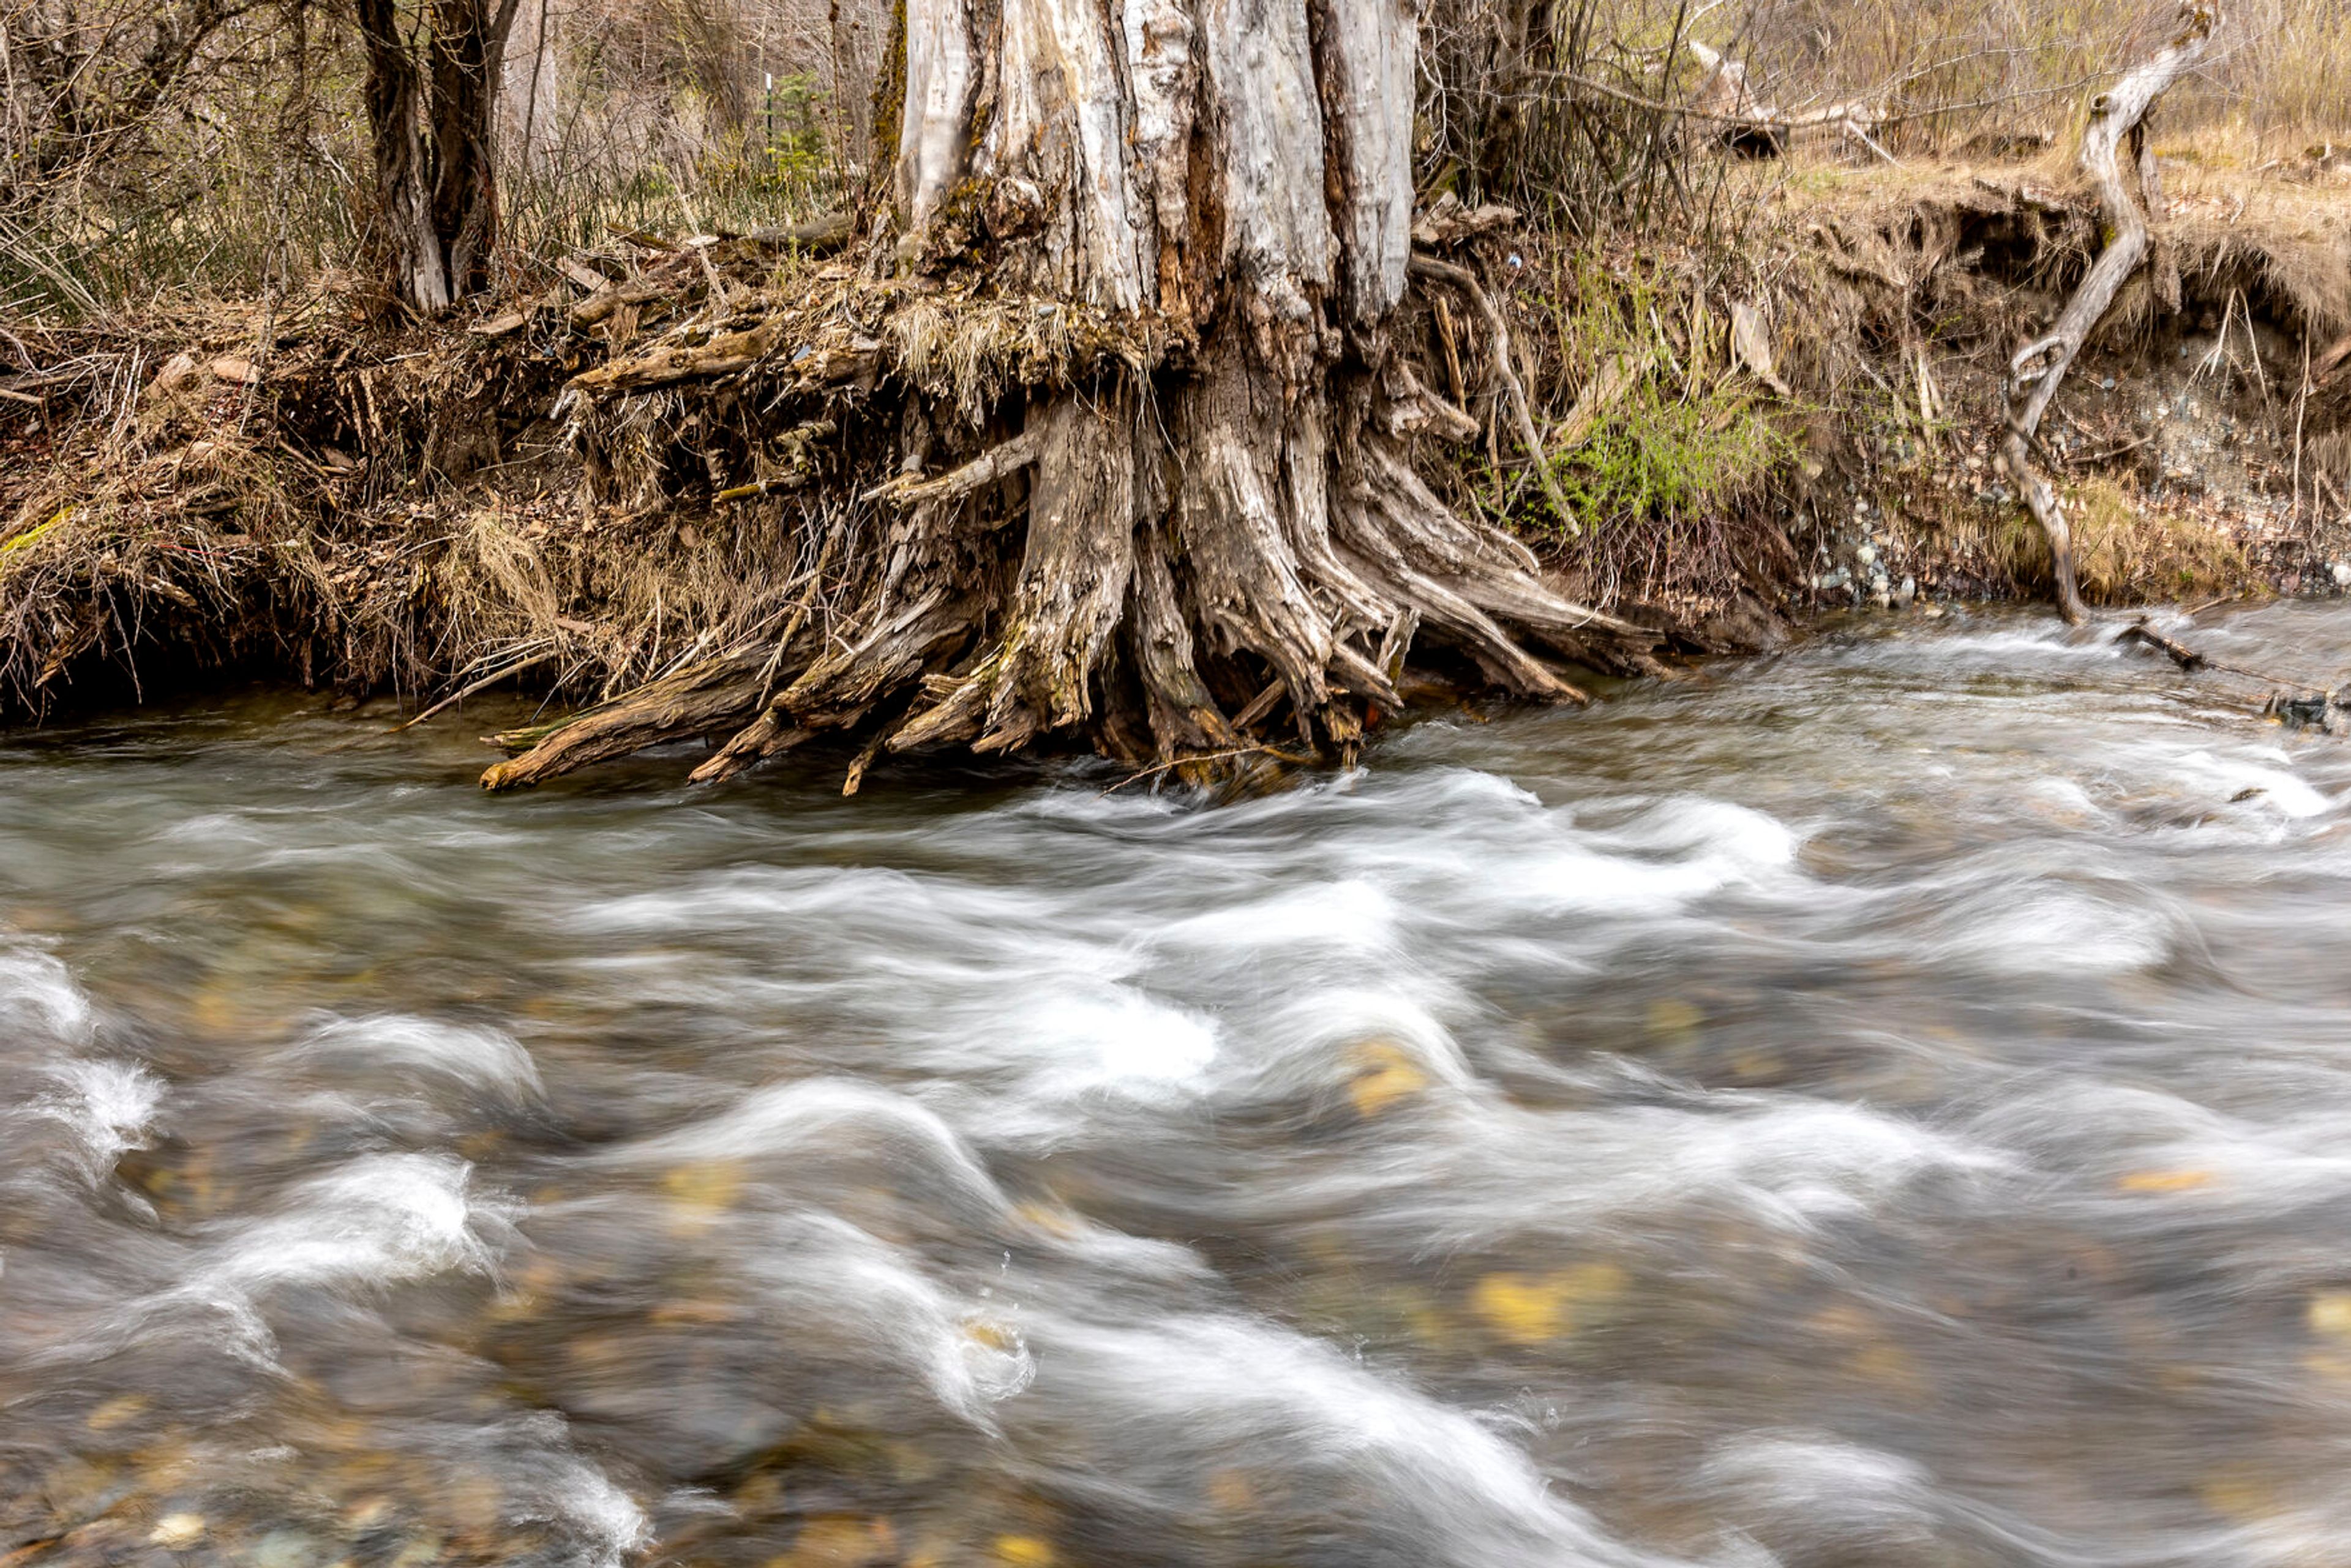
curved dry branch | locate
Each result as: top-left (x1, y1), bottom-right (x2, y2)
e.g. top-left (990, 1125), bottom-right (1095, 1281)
top-left (2002, 2), bottom-right (2219, 625)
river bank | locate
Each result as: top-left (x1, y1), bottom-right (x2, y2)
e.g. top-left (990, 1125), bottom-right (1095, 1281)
top-left (4, 150), bottom-right (2345, 786)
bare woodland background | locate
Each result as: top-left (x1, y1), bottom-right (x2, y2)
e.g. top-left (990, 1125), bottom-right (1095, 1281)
top-left (2, 0), bottom-right (2345, 322)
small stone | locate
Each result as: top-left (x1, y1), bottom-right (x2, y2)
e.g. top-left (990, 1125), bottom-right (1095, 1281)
top-left (145, 353), bottom-right (200, 400)
top-left (253, 1529), bottom-right (321, 1568)
top-left (1870, 590), bottom-right (1893, 610)
top-left (151, 1515), bottom-right (206, 1550)
top-left (2330, 561), bottom-right (2351, 589)
top-left (1895, 576), bottom-right (1918, 607)
top-left (1921, 603), bottom-right (1946, 619)
top-left (1856, 542), bottom-right (1878, 566)
top-left (387, 1538), bottom-right (443, 1568)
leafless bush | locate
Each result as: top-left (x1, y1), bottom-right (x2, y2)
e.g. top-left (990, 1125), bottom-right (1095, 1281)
top-left (0, 0), bottom-right (882, 320)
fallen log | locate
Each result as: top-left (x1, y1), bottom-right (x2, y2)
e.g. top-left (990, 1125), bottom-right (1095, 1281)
top-left (2117, 618), bottom-right (2351, 733)
top-left (481, 647), bottom-right (776, 790)
top-left (1684, 39), bottom-right (1888, 161)
top-left (742, 213), bottom-right (856, 251)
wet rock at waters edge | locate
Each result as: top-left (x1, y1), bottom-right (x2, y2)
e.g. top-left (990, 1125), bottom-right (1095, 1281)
top-left (2264, 688), bottom-right (2351, 737)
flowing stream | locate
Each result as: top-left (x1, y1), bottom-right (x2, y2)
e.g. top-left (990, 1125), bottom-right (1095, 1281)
top-left (10, 605), bottom-right (2351, 1568)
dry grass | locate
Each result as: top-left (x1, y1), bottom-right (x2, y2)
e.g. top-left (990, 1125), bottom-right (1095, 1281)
top-left (0, 282), bottom-right (858, 718)
top-left (1720, 0), bottom-right (2351, 147)
top-left (1953, 477), bottom-right (2265, 602)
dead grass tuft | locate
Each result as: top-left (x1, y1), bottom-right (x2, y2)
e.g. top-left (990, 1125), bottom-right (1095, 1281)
top-left (1957, 478), bottom-right (2265, 604)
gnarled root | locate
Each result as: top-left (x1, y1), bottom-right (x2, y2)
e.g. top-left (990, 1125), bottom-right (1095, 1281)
top-left (484, 334), bottom-right (1662, 794)
top-left (481, 647), bottom-right (776, 790)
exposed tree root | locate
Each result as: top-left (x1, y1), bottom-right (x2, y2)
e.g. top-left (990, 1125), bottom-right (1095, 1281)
top-left (2002, 2), bottom-right (2219, 624)
top-left (480, 288), bottom-right (1663, 793)
top-left (480, 647), bottom-right (777, 790)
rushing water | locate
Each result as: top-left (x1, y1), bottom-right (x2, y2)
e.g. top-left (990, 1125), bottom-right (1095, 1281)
top-left (10, 605), bottom-right (2351, 1568)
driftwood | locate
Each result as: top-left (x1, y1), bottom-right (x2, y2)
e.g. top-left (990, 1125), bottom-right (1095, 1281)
top-left (480, 647), bottom-right (776, 790)
top-left (1685, 39), bottom-right (1888, 162)
top-left (2003, 3), bottom-right (2220, 624)
top-left (2117, 618), bottom-right (2351, 733)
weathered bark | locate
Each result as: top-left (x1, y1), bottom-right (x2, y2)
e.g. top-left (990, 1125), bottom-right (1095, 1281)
top-left (479, 647), bottom-right (774, 791)
top-left (484, 0), bottom-right (1664, 793)
top-left (2004, 2), bottom-right (2219, 624)
top-left (359, 0), bottom-right (525, 313)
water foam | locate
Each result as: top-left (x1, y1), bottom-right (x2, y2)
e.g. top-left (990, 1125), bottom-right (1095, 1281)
top-left (33, 1057), bottom-right (164, 1182)
top-left (1022, 1310), bottom-right (1679, 1567)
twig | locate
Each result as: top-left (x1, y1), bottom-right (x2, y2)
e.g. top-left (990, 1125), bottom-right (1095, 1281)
top-left (758, 522), bottom-right (845, 700)
top-left (396, 646), bottom-right (558, 730)
top-left (716, 473), bottom-right (808, 505)
top-left (1409, 252), bottom-right (1577, 530)
top-left (1098, 745), bottom-right (1305, 797)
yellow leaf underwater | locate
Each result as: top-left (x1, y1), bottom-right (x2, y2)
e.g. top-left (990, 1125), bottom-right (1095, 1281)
top-left (2118, 1169), bottom-right (2216, 1193)
top-left (2307, 1292), bottom-right (2351, 1338)
top-left (149, 1515), bottom-right (206, 1550)
top-left (661, 1160), bottom-right (745, 1229)
top-left (1347, 1043), bottom-right (1428, 1118)
top-left (770, 1514), bottom-right (898, 1567)
top-left (1472, 1263), bottom-right (1630, 1345)
top-left (86, 1395), bottom-right (147, 1431)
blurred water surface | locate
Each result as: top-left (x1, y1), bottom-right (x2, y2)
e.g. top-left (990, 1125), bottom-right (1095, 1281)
top-left (9, 604), bottom-right (2351, 1568)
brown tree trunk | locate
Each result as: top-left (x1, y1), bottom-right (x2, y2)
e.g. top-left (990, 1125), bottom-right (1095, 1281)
top-left (358, 0), bottom-right (522, 313)
top-left (486, 0), bottom-right (1661, 792)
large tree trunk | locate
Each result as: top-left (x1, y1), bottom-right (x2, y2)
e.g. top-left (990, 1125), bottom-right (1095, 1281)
top-left (358, 0), bottom-right (522, 313)
top-left (487, 0), bottom-right (1659, 792)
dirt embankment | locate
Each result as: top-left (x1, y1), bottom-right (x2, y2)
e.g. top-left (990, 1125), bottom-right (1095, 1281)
top-left (2, 148), bottom-right (2347, 773)
top-left (1764, 148), bottom-right (2351, 613)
